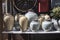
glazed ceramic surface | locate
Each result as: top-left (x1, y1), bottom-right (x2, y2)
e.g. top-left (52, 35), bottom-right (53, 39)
top-left (25, 11), bottom-right (38, 22)
top-left (52, 19), bottom-right (59, 31)
top-left (58, 20), bottom-right (60, 31)
top-left (30, 20), bottom-right (40, 32)
top-left (58, 20), bottom-right (60, 26)
top-left (42, 20), bottom-right (53, 31)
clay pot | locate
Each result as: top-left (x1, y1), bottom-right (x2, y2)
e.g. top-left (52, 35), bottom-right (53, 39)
top-left (44, 14), bottom-right (51, 20)
top-left (19, 15), bottom-right (28, 32)
top-left (4, 14), bottom-right (14, 31)
top-left (38, 16), bottom-right (45, 30)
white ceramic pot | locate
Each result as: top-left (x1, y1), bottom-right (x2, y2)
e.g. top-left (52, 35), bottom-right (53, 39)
top-left (52, 19), bottom-right (59, 31)
top-left (58, 20), bottom-right (60, 26)
top-left (30, 20), bottom-right (40, 32)
top-left (58, 20), bottom-right (60, 31)
top-left (25, 11), bottom-right (38, 23)
top-left (42, 20), bottom-right (53, 32)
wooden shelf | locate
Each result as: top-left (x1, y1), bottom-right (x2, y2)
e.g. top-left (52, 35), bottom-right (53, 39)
top-left (2, 31), bottom-right (60, 34)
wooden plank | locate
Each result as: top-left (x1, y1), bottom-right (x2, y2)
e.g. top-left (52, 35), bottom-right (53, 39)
top-left (2, 31), bottom-right (60, 34)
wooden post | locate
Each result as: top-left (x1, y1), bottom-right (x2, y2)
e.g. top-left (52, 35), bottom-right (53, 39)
top-left (0, 0), bottom-right (3, 40)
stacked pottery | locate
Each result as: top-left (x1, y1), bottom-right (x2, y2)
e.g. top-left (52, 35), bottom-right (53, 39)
top-left (42, 14), bottom-right (53, 32)
top-left (4, 13), bottom-right (14, 31)
top-left (30, 19), bottom-right (40, 32)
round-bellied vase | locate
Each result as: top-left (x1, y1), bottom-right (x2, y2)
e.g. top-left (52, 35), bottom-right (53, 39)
top-left (25, 11), bottom-right (38, 25)
top-left (30, 20), bottom-right (40, 32)
top-left (42, 20), bottom-right (53, 32)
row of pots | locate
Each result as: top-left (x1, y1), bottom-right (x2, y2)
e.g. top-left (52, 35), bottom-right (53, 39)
top-left (3, 11), bottom-right (60, 32)
top-left (21, 11), bottom-right (60, 32)
top-left (25, 11), bottom-right (60, 32)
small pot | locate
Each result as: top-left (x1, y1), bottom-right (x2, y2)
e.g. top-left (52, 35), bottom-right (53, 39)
top-left (30, 19), bottom-right (40, 32)
top-left (42, 20), bottom-right (53, 32)
top-left (4, 15), bottom-right (14, 31)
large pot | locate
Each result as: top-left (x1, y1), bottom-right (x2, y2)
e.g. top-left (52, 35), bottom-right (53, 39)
top-left (25, 11), bottom-right (38, 26)
top-left (4, 14), bottom-right (14, 31)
